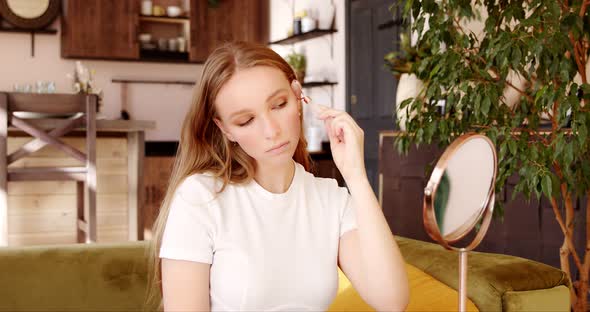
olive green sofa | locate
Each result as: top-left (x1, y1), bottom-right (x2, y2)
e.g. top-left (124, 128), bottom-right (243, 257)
top-left (0, 236), bottom-right (570, 311)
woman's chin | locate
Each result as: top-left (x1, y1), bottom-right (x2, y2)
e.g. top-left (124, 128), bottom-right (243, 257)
top-left (257, 152), bottom-right (296, 168)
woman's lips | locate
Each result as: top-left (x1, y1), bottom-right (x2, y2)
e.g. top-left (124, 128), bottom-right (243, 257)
top-left (267, 141), bottom-right (289, 153)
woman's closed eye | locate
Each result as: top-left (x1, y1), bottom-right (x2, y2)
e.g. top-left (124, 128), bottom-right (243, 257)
top-left (236, 102), bottom-right (288, 127)
top-left (274, 101), bottom-right (287, 109)
top-left (238, 118), bottom-right (253, 127)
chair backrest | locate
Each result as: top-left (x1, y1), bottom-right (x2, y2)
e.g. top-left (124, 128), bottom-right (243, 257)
top-left (0, 92), bottom-right (98, 174)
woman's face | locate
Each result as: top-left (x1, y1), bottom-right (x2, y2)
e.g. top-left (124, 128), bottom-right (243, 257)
top-left (214, 66), bottom-right (301, 167)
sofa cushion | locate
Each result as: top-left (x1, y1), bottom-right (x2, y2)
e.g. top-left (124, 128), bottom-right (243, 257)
top-left (396, 236), bottom-right (571, 311)
top-left (328, 263), bottom-right (478, 311)
top-left (0, 237), bottom-right (571, 312)
top-left (0, 241), bottom-right (151, 312)
top-left (502, 285), bottom-right (570, 312)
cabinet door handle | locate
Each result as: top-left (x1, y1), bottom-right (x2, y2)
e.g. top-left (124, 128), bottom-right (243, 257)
top-left (351, 95), bottom-right (358, 105)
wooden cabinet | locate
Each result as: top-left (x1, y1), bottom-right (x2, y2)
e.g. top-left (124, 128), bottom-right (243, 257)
top-left (189, 0), bottom-right (269, 62)
top-left (61, 0), bottom-right (139, 59)
top-left (61, 0), bottom-right (268, 63)
top-left (310, 157), bottom-right (345, 187)
top-left (143, 156), bottom-right (175, 235)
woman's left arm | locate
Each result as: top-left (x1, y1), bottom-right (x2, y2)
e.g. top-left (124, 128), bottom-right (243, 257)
top-left (314, 103), bottom-right (409, 311)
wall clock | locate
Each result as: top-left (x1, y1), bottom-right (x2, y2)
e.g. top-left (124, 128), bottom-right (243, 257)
top-left (0, 0), bottom-right (60, 30)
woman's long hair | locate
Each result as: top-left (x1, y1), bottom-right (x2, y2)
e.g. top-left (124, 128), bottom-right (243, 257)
top-left (145, 41), bottom-right (312, 310)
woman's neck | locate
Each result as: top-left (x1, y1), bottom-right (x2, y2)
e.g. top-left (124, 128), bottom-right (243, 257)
top-left (253, 160), bottom-right (296, 194)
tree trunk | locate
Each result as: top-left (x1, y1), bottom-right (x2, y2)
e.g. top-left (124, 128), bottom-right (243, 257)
top-left (564, 191), bottom-right (578, 310)
top-left (560, 241), bottom-right (576, 307)
top-left (579, 271), bottom-right (590, 311)
top-left (552, 192), bottom-right (584, 311)
top-left (581, 191), bottom-right (590, 312)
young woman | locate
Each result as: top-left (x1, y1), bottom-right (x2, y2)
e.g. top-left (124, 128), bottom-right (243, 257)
top-left (147, 41), bottom-right (409, 311)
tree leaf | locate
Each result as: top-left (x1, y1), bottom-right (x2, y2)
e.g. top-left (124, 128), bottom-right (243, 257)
top-left (564, 143), bottom-right (574, 164)
top-left (482, 96), bottom-right (491, 116)
top-left (542, 174), bottom-right (552, 200)
top-left (578, 123), bottom-right (588, 147)
top-left (508, 139), bottom-right (517, 156)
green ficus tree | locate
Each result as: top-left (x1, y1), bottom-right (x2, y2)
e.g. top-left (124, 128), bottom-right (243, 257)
top-left (392, 0), bottom-right (590, 310)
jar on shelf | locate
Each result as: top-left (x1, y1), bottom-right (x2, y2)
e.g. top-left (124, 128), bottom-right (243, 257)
top-left (293, 17), bottom-right (302, 35)
top-left (141, 0), bottom-right (152, 15)
top-left (301, 10), bottom-right (316, 33)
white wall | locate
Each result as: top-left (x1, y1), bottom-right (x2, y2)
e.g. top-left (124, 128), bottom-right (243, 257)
top-left (0, 0), bottom-right (346, 141)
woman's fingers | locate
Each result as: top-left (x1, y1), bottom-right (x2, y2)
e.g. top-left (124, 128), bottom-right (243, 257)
top-left (316, 106), bottom-right (342, 119)
top-left (307, 101), bottom-right (328, 115)
top-left (320, 111), bottom-right (360, 132)
top-left (303, 100), bottom-right (362, 144)
top-left (325, 117), bottom-right (334, 140)
top-left (327, 114), bottom-right (362, 144)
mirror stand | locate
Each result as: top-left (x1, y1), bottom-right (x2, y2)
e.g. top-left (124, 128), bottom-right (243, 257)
top-left (422, 133), bottom-right (498, 312)
top-left (459, 248), bottom-right (467, 312)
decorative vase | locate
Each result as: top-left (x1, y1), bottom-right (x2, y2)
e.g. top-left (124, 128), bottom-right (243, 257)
top-left (395, 73), bottom-right (424, 131)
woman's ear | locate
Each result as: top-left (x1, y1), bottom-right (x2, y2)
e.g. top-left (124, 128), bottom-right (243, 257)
top-left (213, 117), bottom-right (236, 142)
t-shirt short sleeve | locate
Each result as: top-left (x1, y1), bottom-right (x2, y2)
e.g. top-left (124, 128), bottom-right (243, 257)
top-left (159, 177), bottom-right (215, 264)
top-left (339, 190), bottom-right (358, 237)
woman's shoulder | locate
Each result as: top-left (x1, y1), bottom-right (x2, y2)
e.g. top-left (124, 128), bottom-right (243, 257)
top-left (175, 172), bottom-right (223, 206)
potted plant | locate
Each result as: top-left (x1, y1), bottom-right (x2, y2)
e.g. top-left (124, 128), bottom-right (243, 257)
top-left (391, 0), bottom-right (590, 310)
top-left (385, 32), bottom-right (430, 130)
top-left (285, 51), bottom-right (307, 84)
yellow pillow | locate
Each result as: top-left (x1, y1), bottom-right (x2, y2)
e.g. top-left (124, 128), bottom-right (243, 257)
top-left (328, 263), bottom-right (478, 311)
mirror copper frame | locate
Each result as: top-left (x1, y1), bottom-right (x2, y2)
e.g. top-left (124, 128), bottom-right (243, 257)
top-left (422, 133), bottom-right (498, 311)
top-left (423, 133), bottom-right (497, 250)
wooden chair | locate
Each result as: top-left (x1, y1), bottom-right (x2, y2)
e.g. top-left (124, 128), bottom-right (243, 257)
top-left (0, 92), bottom-right (97, 246)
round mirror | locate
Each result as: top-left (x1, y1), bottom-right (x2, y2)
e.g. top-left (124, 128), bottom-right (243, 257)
top-left (423, 133), bottom-right (497, 250)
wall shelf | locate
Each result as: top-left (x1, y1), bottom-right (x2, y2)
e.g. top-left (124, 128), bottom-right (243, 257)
top-left (302, 81), bottom-right (337, 88)
top-left (0, 27), bottom-right (57, 34)
top-left (269, 29), bottom-right (337, 45)
top-left (139, 15), bottom-right (189, 24)
top-left (269, 28), bottom-right (339, 107)
top-left (112, 77), bottom-right (196, 85)
top-left (139, 49), bottom-right (189, 62)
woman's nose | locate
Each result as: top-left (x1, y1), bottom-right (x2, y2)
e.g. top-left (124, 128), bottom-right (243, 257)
top-left (262, 115), bottom-right (281, 139)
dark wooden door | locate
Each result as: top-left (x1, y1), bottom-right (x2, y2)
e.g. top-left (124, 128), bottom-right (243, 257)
top-left (62, 0), bottom-right (139, 59)
top-left (348, 0), bottom-right (401, 191)
top-left (189, 0), bottom-right (269, 62)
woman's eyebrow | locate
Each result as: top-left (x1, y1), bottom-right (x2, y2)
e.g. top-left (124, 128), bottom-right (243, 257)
top-left (265, 88), bottom-right (287, 103)
top-left (229, 109), bottom-right (251, 119)
top-left (228, 88), bottom-right (287, 119)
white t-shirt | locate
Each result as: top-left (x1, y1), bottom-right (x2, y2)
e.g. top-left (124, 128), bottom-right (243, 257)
top-left (159, 160), bottom-right (358, 311)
